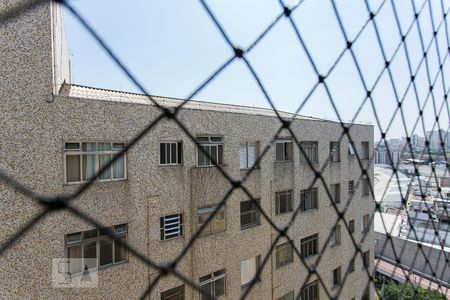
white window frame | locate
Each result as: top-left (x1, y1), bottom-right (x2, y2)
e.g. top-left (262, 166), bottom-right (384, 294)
top-left (275, 190), bottom-right (293, 215)
top-left (361, 214), bottom-right (370, 233)
top-left (330, 224), bottom-right (341, 246)
top-left (348, 180), bottom-right (354, 196)
top-left (196, 136), bottom-right (223, 167)
top-left (159, 141), bottom-right (183, 165)
top-left (332, 266), bottom-right (342, 287)
top-left (160, 213), bottom-right (184, 240)
top-left (64, 224), bottom-right (128, 277)
top-left (197, 204), bottom-right (226, 236)
top-left (300, 234), bottom-right (318, 258)
top-left (275, 241), bottom-right (294, 268)
top-left (63, 141), bottom-right (127, 184)
top-left (300, 188), bottom-right (318, 212)
top-left (330, 141), bottom-right (340, 162)
top-left (199, 269), bottom-right (226, 300)
top-left (300, 141), bottom-right (318, 164)
top-left (348, 142), bottom-right (356, 156)
top-left (240, 200), bottom-right (261, 230)
top-left (275, 139), bottom-right (293, 162)
top-left (330, 183), bottom-right (341, 204)
top-left (240, 141), bottom-right (259, 169)
top-left (240, 255), bottom-right (261, 287)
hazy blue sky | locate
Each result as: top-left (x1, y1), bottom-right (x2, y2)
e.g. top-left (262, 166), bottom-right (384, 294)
top-left (62, 0), bottom-right (450, 141)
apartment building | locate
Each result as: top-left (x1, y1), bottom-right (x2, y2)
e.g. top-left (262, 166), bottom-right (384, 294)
top-left (0, 1), bottom-right (374, 299)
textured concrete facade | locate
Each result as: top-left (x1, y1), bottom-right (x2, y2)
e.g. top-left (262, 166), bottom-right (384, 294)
top-left (0, 1), bottom-right (374, 299)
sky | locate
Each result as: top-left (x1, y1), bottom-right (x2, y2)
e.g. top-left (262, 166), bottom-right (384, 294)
top-left (62, 0), bottom-right (450, 141)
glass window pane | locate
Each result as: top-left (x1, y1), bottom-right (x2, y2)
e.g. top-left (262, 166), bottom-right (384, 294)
top-left (114, 236), bottom-right (127, 263)
top-left (285, 142), bottom-right (293, 160)
top-left (82, 142), bottom-right (96, 152)
top-left (66, 233), bottom-right (81, 244)
top-left (65, 143), bottom-right (80, 151)
top-left (100, 239), bottom-right (113, 266)
top-left (113, 154), bottom-right (125, 179)
top-left (276, 143), bottom-right (283, 161)
top-left (171, 143), bottom-right (177, 164)
top-left (218, 145), bottom-right (223, 165)
top-left (112, 143), bottom-right (125, 150)
top-left (67, 245), bottom-right (82, 275)
top-left (82, 154), bottom-right (96, 181)
top-left (99, 154), bottom-right (111, 180)
top-left (248, 142), bottom-right (256, 167)
top-left (240, 143), bottom-right (247, 169)
top-left (160, 143), bottom-right (166, 164)
top-left (177, 142), bottom-right (182, 164)
top-left (214, 277), bottom-right (226, 297)
top-left (66, 155), bottom-right (81, 182)
top-left (83, 241), bottom-right (97, 270)
top-left (198, 146), bottom-right (206, 166)
top-left (98, 142), bottom-right (111, 151)
top-left (200, 282), bottom-right (212, 300)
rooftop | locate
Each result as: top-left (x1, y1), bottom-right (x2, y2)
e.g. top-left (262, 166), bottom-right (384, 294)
top-left (59, 84), bottom-right (370, 124)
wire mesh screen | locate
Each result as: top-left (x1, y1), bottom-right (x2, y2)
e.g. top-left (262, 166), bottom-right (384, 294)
top-left (1, 0), bottom-right (450, 299)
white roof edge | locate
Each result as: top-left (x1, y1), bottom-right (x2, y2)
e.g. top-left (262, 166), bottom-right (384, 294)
top-left (58, 83), bottom-right (372, 125)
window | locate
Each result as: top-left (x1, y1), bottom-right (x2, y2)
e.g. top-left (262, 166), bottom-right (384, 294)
top-left (361, 214), bottom-right (370, 233)
top-left (329, 142), bottom-right (340, 162)
top-left (361, 142), bottom-right (370, 160)
top-left (161, 285), bottom-right (185, 300)
top-left (240, 142), bottom-right (258, 169)
top-left (64, 142), bottom-right (126, 183)
top-left (332, 267), bottom-right (341, 287)
top-left (197, 136), bottom-right (223, 167)
top-left (330, 224), bottom-right (341, 246)
top-left (240, 200), bottom-right (261, 229)
top-left (349, 220), bottom-right (355, 234)
top-left (300, 234), bottom-right (318, 258)
top-left (348, 142), bottom-right (356, 156)
top-left (275, 139), bottom-right (293, 162)
top-left (160, 142), bottom-right (182, 165)
top-left (300, 280), bottom-right (319, 300)
top-left (363, 250), bottom-right (370, 270)
top-left (300, 142), bottom-right (318, 164)
top-left (198, 205), bottom-right (225, 236)
top-left (275, 241), bottom-right (293, 268)
top-left (64, 224), bottom-right (128, 276)
top-left (277, 291), bottom-right (294, 300)
top-left (362, 177), bottom-right (370, 196)
top-left (275, 190), bottom-right (293, 215)
top-left (300, 188), bottom-right (318, 211)
top-left (349, 258), bottom-right (355, 273)
top-left (348, 180), bottom-right (354, 196)
top-left (160, 214), bottom-right (183, 240)
top-left (330, 184), bottom-right (340, 204)
top-left (199, 269), bottom-right (226, 300)
top-left (241, 256), bottom-right (260, 287)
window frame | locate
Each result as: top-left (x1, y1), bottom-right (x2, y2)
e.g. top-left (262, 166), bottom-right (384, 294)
top-left (330, 183), bottom-right (341, 204)
top-left (196, 136), bottom-right (224, 167)
top-left (240, 141), bottom-right (259, 170)
top-left (197, 204), bottom-right (226, 236)
top-left (349, 258), bottom-right (355, 273)
top-left (300, 234), bottom-right (319, 259)
top-left (329, 141), bottom-right (340, 162)
top-left (361, 214), bottom-right (370, 234)
top-left (275, 139), bottom-right (293, 162)
top-left (363, 250), bottom-right (370, 270)
top-left (299, 141), bottom-right (319, 164)
top-left (332, 266), bottom-right (342, 288)
top-left (362, 177), bottom-right (370, 196)
top-left (300, 279), bottom-right (319, 300)
top-left (64, 224), bottom-right (128, 277)
top-left (361, 141), bottom-right (370, 160)
top-left (349, 219), bottom-right (355, 234)
top-left (348, 142), bottom-right (356, 156)
top-left (348, 180), bottom-right (354, 196)
top-left (275, 190), bottom-right (293, 215)
top-left (300, 188), bottom-right (318, 212)
top-left (330, 224), bottom-right (341, 247)
top-left (240, 255), bottom-right (261, 288)
top-left (275, 241), bottom-right (294, 268)
top-left (199, 269), bottom-right (226, 300)
top-left (161, 284), bottom-right (185, 300)
top-left (277, 291), bottom-right (294, 300)
top-left (240, 200), bottom-right (261, 230)
top-left (159, 141), bottom-right (183, 166)
top-left (160, 213), bottom-right (184, 241)
top-left (64, 141), bottom-right (127, 184)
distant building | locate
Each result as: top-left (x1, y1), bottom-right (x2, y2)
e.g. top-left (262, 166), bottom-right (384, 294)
top-left (374, 144), bottom-right (401, 166)
top-left (426, 129), bottom-right (450, 149)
